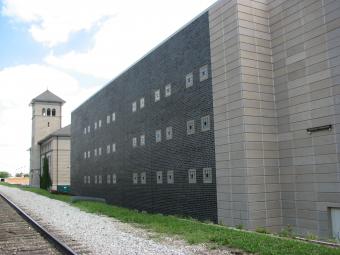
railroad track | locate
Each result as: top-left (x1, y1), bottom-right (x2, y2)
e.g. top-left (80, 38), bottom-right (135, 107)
top-left (0, 193), bottom-right (84, 255)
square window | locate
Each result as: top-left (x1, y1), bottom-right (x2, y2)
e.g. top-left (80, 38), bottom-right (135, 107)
top-left (167, 170), bottom-right (174, 184)
top-left (84, 176), bottom-right (87, 184)
top-left (94, 175), bottom-right (98, 184)
top-left (203, 168), bottom-right (212, 183)
top-left (132, 101), bottom-right (137, 112)
top-left (112, 143), bottom-right (116, 152)
top-left (132, 137), bottom-right (137, 148)
top-left (199, 65), bottom-right (209, 82)
top-left (94, 148), bottom-right (97, 157)
top-left (186, 72), bottom-right (193, 88)
top-left (155, 130), bottom-right (162, 143)
top-left (99, 120), bottom-right (102, 128)
top-left (188, 169), bottom-right (196, 184)
top-left (107, 174), bottom-right (111, 184)
top-left (140, 134), bottom-right (145, 146)
top-left (88, 151), bottom-right (91, 158)
top-left (166, 126), bottom-right (173, 140)
top-left (107, 144), bottom-right (111, 154)
top-left (187, 120), bottom-right (195, 135)
top-left (84, 127), bottom-right (87, 135)
top-left (87, 176), bottom-right (91, 184)
top-left (141, 172), bottom-right (146, 184)
top-left (133, 173), bottom-right (138, 184)
top-left (98, 147), bottom-right (102, 156)
top-left (140, 97), bottom-right (145, 109)
top-left (201, 115), bottom-right (211, 132)
top-left (165, 84), bottom-right (171, 97)
top-left (156, 171), bottom-right (163, 184)
top-left (154, 89), bottom-right (160, 102)
top-left (94, 122), bottom-right (97, 129)
top-left (84, 151), bottom-right (87, 159)
top-left (98, 175), bottom-right (102, 184)
top-left (87, 126), bottom-right (91, 133)
top-left (112, 112), bottom-right (116, 122)
top-left (107, 115), bottom-right (110, 124)
top-left (112, 173), bottom-right (117, 184)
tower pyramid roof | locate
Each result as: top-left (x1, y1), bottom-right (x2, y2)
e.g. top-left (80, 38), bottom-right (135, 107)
top-left (30, 90), bottom-right (65, 105)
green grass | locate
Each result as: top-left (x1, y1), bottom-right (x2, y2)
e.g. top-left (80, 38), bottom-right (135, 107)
top-left (1, 183), bottom-right (339, 255)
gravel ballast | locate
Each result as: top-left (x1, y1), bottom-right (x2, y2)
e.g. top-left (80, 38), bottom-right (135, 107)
top-left (0, 186), bottom-right (232, 255)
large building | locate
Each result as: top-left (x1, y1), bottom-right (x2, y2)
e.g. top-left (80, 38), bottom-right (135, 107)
top-left (71, 0), bottom-right (340, 239)
top-left (29, 90), bottom-right (71, 192)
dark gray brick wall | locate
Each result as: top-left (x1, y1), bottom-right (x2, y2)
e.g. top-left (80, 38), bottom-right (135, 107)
top-left (71, 12), bottom-right (217, 222)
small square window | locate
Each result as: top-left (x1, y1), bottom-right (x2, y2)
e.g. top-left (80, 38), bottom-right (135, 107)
top-left (87, 176), bottom-right (91, 184)
top-left (107, 144), bottom-right (111, 154)
top-left (132, 101), bottom-right (137, 112)
top-left (155, 130), bottom-right (161, 143)
top-left (88, 151), bottom-right (91, 158)
top-left (203, 168), bottom-right (212, 183)
top-left (133, 173), bottom-right (138, 184)
top-left (132, 137), bottom-right (137, 148)
top-left (140, 98), bottom-right (145, 109)
top-left (112, 143), bottom-right (116, 152)
top-left (140, 134), bottom-right (145, 146)
top-left (98, 175), bottom-right (102, 184)
top-left (107, 174), bottom-right (111, 184)
top-left (112, 174), bottom-right (117, 184)
top-left (94, 148), bottom-right (97, 157)
top-left (155, 89), bottom-right (160, 102)
top-left (87, 126), bottom-right (91, 133)
top-left (84, 176), bottom-right (87, 184)
top-left (84, 152), bottom-right (87, 159)
top-left (107, 115), bottom-right (110, 124)
top-left (166, 126), bottom-right (173, 140)
top-left (99, 120), bottom-right (102, 128)
top-left (84, 127), bottom-right (87, 135)
top-left (200, 65), bottom-right (209, 82)
top-left (186, 72), bottom-right (193, 88)
top-left (187, 120), bottom-right (195, 135)
top-left (94, 122), bottom-right (97, 129)
top-left (156, 171), bottom-right (163, 184)
top-left (94, 175), bottom-right (98, 184)
top-left (112, 112), bottom-right (116, 122)
top-left (188, 169), bottom-right (196, 184)
top-left (141, 172), bottom-right (146, 184)
top-left (167, 170), bottom-right (174, 184)
top-left (165, 84), bottom-right (171, 97)
top-left (98, 147), bottom-right (102, 156)
top-left (201, 115), bottom-right (211, 132)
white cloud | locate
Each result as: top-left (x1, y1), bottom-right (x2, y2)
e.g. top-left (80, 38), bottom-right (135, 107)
top-left (2, 0), bottom-right (118, 47)
top-left (0, 64), bottom-right (100, 175)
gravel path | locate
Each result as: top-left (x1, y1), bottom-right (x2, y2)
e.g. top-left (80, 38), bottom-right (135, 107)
top-left (0, 186), bottom-right (232, 255)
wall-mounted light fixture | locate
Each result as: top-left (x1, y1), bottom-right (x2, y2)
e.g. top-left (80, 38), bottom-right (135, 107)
top-left (307, 125), bottom-right (332, 134)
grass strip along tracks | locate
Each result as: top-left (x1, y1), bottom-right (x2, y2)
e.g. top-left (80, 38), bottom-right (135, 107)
top-left (1, 183), bottom-right (339, 255)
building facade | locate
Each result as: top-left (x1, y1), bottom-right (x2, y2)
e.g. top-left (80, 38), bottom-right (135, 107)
top-left (71, 0), bottom-right (340, 239)
top-left (29, 90), bottom-right (71, 192)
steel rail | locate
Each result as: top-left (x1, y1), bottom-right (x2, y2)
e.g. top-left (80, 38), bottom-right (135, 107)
top-left (0, 192), bottom-right (78, 255)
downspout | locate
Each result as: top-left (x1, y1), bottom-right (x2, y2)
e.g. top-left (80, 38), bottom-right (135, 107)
top-left (57, 136), bottom-right (59, 191)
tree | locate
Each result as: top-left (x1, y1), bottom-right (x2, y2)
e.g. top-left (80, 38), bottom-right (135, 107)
top-left (0, 171), bottom-right (11, 178)
top-left (40, 157), bottom-right (52, 190)
top-left (15, 172), bottom-right (23, 177)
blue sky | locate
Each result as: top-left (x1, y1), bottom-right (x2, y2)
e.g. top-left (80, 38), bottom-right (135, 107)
top-left (0, 0), bottom-right (217, 175)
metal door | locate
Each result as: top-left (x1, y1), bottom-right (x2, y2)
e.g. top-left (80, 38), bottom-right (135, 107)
top-left (331, 208), bottom-right (340, 241)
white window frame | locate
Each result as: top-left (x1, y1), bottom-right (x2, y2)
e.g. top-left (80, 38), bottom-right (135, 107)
top-left (107, 174), bottom-right (111, 184)
top-left (84, 127), bottom-right (87, 135)
top-left (84, 152), bottom-right (87, 159)
top-left (188, 169), bottom-right (197, 184)
top-left (132, 101), bottom-right (137, 112)
top-left (98, 175), bottom-right (102, 184)
top-left (98, 147), bottom-right (102, 156)
top-left (140, 97), bottom-right (145, 109)
top-left (87, 126), bottom-right (91, 133)
top-left (112, 173), bottom-right (117, 184)
top-left (156, 171), bottom-right (163, 184)
top-left (201, 115), bottom-right (211, 132)
top-left (203, 167), bottom-right (212, 184)
top-left (165, 84), bottom-right (171, 97)
top-left (112, 143), bottom-right (116, 152)
top-left (94, 122), bottom-right (97, 130)
top-left (186, 72), bottom-right (193, 88)
top-left (107, 115), bottom-right (111, 124)
top-left (87, 176), bottom-right (91, 184)
top-left (112, 112), bottom-right (116, 122)
top-left (94, 148), bottom-right (97, 157)
top-left (199, 65), bottom-right (209, 82)
top-left (94, 175), bottom-right (98, 184)
top-left (155, 130), bottom-right (162, 143)
top-left (166, 126), bottom-right (173, 140)
top-left (98, 120), bottom-right (102, 128)
top-left (88, 151), bottom-right (91, 158)
top-left (107, 144), bottom-right (111, 154)
top-left (154, 89), bottom-right (160, 102)
top-left (187, 120), bottom-right (195, 135)
top-left (132, 137), bottom-right (137, 148)
top-left (141, 172), bottom-right (146, 184)
top-left (167, 170), bottom-right (174, 184)
top-left (84, 176), bottom-right (87, 184)
top-left (140, 134), bottom-right (145, 146)
top-left (133, 173), bottom-right (138, 184)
